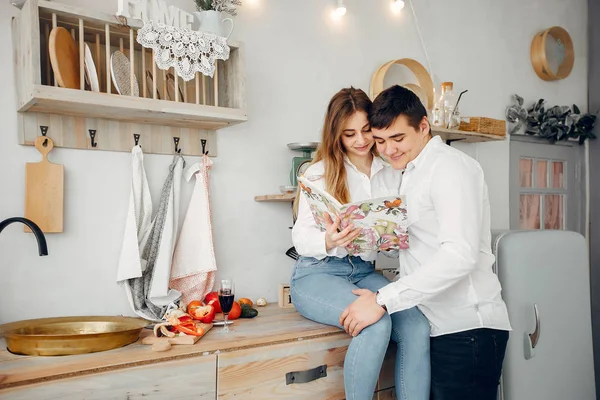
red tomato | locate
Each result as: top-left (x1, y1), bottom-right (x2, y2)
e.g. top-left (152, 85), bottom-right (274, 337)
top-left (187, 300), bottom-right (205, 316)
top-left (204, 292), bottom-right (222, 313)
top-left (190, 304), bottom-right (216, 323)
top-left (227, 302), bottom-right (242, 320)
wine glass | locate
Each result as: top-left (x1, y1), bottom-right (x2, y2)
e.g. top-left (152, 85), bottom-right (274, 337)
top-left (218, 278), bottom-right (235, 333)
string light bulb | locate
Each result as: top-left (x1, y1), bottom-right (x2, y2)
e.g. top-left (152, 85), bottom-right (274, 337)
top-left (334, 0), bottom-right (347, 18)
top-left (391, 0), bottom-right (405, 14)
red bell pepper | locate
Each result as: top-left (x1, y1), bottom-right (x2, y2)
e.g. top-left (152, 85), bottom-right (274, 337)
top-left (174, 324), bottom-right (205, 337)
top-left (189, 304), bottom-right (216, 324)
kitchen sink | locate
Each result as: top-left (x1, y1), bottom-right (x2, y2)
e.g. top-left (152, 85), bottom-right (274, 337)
top-left (0, 316), bottom-right (150, 356)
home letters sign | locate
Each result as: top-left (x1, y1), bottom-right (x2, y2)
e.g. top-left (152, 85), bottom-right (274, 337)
top-left (117, 0), bottom-right (195, 30)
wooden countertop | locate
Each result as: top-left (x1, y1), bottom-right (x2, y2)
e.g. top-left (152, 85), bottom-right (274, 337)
top-left (0, 306), bottom-right (346, 390)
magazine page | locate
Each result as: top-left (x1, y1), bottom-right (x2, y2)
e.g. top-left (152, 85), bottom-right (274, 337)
top-left (298, 176), bottom-right (409, 254)
top-left (297, 176), bottom-right (342, 231)
top-left (339, 196), bottom-right (409, 254)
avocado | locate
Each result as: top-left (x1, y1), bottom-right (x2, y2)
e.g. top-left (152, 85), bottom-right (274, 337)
top-left (240, 304), bottom-right (258, 318)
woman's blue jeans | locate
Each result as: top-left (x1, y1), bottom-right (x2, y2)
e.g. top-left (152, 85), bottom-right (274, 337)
top-left (290, 255), bottom-right (431, 400)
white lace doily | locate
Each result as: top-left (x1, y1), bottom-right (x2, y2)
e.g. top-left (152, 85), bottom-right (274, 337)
top-left (137, 21), bottom-right (230, 82)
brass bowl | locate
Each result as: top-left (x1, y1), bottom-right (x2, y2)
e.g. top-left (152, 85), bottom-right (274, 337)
top-left (0, 316), bottom-right (150, 356)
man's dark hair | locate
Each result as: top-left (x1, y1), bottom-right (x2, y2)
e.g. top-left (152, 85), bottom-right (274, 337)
top-left (369, 85), bottom-right (427, 131)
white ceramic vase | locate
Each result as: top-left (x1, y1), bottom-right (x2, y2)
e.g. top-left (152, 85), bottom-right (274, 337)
top-left (192, 10), bottom-right (234, 39)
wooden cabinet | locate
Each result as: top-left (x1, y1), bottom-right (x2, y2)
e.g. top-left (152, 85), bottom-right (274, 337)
top-left (1, 355), bottom-right (216, 399)
top-left (0, 307), bottom-right (398, 399)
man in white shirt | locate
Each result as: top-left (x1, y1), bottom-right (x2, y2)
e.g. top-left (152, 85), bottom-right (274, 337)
top-left (340, 85), bottom-right (512, 400)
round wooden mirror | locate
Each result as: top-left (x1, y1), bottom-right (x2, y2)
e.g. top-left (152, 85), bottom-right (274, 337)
top-left (530, 26), bottom-right (574, 81)
top-left (369, 58), bottom-right (434, 109)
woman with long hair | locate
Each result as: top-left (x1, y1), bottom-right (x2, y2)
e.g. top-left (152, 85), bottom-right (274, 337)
top-left (290, 87), bottom-right (431, 400)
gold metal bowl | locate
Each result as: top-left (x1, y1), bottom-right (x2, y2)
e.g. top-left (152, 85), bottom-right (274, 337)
top-left (0, 316), bottom-right (150, 356)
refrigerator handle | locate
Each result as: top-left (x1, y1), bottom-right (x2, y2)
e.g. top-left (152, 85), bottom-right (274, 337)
top-left (524, 303), bottom-right (540, 360)
top-left (530, 304), bottom-right (540, 348)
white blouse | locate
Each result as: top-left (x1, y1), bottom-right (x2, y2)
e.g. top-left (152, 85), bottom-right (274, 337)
top-left (377, 136), bottom-right (512, 336)
top-left (292, 156), bottom-right (402, 262)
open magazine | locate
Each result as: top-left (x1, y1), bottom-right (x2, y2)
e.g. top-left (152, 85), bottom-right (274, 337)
top-left (298, 176), bottom-right (409, 254)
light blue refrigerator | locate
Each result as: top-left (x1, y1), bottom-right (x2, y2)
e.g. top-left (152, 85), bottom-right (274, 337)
top-left (493, 230), bottom-right (596, 399)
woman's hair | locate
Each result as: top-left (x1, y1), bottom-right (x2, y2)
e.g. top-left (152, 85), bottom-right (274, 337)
top-left (293, 87), bottom-right (374, 220)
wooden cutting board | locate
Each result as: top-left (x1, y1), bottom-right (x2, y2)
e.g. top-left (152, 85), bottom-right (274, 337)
top-left (49, 26), bottom-right (80, 89)
top-left (141, 323), bottom-right (213, 351)
top-left (24, 136), bottom-right (64, 233)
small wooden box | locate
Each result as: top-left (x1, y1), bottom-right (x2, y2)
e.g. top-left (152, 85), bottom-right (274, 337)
top-left (278, 284), bottom-right (295, 308)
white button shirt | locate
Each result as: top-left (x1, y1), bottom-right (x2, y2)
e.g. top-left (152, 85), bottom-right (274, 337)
top-left (378, 136), bottom-right (512, 336)
top-left (292, 156), bottom-right (402, 262)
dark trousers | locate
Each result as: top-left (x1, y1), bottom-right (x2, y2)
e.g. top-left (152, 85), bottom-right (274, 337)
top-left (430, 328), bottom-right (509, 400)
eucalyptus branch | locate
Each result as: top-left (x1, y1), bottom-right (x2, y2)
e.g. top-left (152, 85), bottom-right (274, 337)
top-left (194, 0), bottom-right (241, 15)
top-left (506, 94), bottom-right (597, 144)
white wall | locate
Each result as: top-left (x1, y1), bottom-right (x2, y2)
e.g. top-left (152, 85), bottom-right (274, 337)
top-left (0, 0), bottom-right (587, 323)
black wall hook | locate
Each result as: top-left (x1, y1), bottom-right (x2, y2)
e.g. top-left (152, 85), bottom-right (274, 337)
top-left (201, 139), bottom-right (209, 155)
top-left (134, 133), bottom-right (140, 146)
top-left (173, 137), bottom-right (181, 153)
top-left (89, 129), bottom-right (97, 148)
top-left (40, 126), bottom-right (48, 146)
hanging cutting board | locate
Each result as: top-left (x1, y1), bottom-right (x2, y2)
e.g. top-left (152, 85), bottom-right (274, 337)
top-left (49, 26), bottom-right (80, 89)
top-left (24, 136), bottom-right (64, 233)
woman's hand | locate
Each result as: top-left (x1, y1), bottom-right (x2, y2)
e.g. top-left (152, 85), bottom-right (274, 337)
top-left (323, 213), bottom-right (362, 251)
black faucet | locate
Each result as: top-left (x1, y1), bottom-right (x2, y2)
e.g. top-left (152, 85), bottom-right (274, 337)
top-left (0, 217), bottom-right (48, 256)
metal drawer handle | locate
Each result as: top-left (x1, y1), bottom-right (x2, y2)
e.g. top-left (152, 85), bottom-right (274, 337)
top-left (286, 365), bottom-right (327, 385)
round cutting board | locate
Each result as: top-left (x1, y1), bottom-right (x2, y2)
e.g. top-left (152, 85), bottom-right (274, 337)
top-left (49, 27), bottom-right (80, 89)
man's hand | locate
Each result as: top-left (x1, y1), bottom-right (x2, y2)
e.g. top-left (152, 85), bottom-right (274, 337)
top-left (339, 289), bottom-right (386, 337)
top-left (323, 213), bottom-right (362, 251)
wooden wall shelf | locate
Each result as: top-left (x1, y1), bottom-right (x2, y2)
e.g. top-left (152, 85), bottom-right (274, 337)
top-left (255, 130), bottom-right (503, 200)
top-left (12, 0), bottom-right (246, 156)
top-left (432, 127), bottom-right (505, 144)
top-left (23, 86), bottom-right (247, 130)
top-left (254, 194), bottom-right (296, 202)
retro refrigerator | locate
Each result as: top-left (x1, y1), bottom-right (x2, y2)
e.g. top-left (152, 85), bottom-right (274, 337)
top-left (493, 230), bottom-right (596, 399)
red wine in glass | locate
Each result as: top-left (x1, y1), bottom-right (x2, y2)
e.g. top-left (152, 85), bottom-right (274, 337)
top-left (218, 279), bottom-right (235, 333)
top-left (219, 291), bottom-right (235, 313)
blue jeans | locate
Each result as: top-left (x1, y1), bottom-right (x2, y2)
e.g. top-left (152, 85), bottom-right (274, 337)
top-left (430, 328), bottom-right (509, 400)
top-left (290, 255), bottom-right (431, 400)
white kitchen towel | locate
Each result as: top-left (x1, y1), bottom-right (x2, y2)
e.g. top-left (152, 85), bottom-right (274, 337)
top-left (170, 155), bottom-right (217, 305)
top-left (127, 154), bottom-right (185, 321)
top-left (115, 146), bottom-right (153, 319)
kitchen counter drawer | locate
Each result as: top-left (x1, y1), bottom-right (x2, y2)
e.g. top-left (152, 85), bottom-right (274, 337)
top-left (217, 335), bottom-right (396, 400)
top-left (218, 335), bottom-right (349, 400)
top-left (1, 354), bottom-right (216, 400)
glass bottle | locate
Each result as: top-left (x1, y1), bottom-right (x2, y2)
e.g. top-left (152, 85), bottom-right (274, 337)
top-left (440, 82), bottom-right (456, 128)
top-left (431, 101), bottom-right (444, 127)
